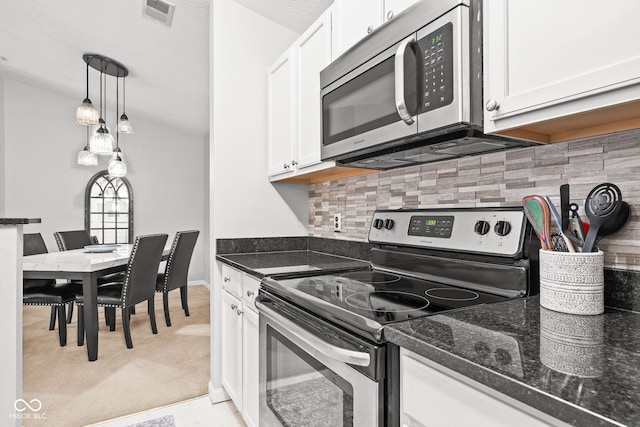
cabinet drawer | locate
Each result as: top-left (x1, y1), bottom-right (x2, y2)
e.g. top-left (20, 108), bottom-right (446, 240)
top-left (243, 274), bottom-right (260, 313)
top-left (221, 264), bottom-right (243, 299)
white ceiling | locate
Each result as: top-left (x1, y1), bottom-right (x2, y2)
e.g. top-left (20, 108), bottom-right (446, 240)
top-left (0, 0), bottom-right (330, 139)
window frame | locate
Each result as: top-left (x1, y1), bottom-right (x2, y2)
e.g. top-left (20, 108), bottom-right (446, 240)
top-left (84, 170), bottom-right (134, 244)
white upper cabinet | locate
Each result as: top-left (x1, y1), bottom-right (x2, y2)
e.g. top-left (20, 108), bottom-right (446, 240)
top-left (332, 0), bottom-right (420, 60)
top-left (294, 9), bottom-right (333, 169)
top-left (267, 50), bottom-right (296, 177)
top-left (332, 0), bottom-right (384, 60)
top-left (483, 0), bottom-right (640, 143)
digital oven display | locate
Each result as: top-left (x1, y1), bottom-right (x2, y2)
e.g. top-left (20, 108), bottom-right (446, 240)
top-left (408, 216), bottom-right (454, 238)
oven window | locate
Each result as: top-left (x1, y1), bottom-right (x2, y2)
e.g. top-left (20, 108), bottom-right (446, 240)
top-left (266, 326), bottom-right (354, 426)
top-left (322, 51), bottom-right (417, 146)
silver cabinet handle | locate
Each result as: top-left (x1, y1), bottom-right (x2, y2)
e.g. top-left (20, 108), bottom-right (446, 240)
top-left (256, 299), bottom-right (370, 367)
top-left (223, 277), bottom-right (230, 282)
top-left (246, 290), bottom-right (255, 297)
top-left (486, 99), bottom-right (500, 111)
top-left (386, 10), bottom-right (394, 21)
top-left (291, 160), bottom-right (298, 166)
top-left (395, 34), bottom-right (416, 125)
top-left (236, 309), bottom-right (243, 316)
top-left (367, 25), bottom-right (374, 34)
top-left (283, 163), bottom-right (290, 169)
top-left (231, 303), bottom-right (237, 310)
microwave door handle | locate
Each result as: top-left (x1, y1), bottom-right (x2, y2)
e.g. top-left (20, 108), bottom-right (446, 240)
top-left (256, 299), bottom-right (371, 367)
top-left (394, 34), bottom-right (416, 125)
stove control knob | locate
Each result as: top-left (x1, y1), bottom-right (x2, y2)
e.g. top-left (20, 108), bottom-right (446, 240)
top-left (384, 219), bottom-right (395, 230)
top-left (494, 220), bottom-right (512, 236)
top-left (474, 220), bottom-right (490, 235)
top-left (373, 218), bottom-right (384, 229)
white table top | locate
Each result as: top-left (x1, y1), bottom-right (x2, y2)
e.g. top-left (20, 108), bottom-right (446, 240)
top-left (23, 244), bottom-right (170, 273)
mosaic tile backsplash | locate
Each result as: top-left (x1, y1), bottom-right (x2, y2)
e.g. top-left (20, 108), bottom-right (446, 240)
top-left (309, 129), bottom-right (640, 271)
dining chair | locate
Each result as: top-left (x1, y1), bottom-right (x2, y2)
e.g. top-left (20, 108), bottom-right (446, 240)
top-left (156, 230), bottom-right (199, 326)
top-left (53, 229), bottom-right (126, 322)
top-left (76, 233), bottom-right (168, 348)
top-left (23, 233), bottom-right (77, 346)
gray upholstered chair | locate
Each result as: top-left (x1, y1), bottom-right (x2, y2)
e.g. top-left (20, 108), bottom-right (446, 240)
top-left (23, 233), bottom-right (77, 346)
top-left (76, 234), bottom-right (168, 348)
top-left (155, 230), bottom-right (199, 326)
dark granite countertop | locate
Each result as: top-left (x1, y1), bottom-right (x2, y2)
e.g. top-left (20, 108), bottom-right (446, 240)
top-left (216, 250), bottom-right (370, 279)
top-left (385, 295), bottom-right (640, 427)
top-left (0, 218), bottom-right (41, 224)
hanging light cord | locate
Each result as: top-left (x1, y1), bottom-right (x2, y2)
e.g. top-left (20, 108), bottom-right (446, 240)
top-left (85, 63), bottom-right (90, 100)
top-left (98, 69), bottom-right (104, 123)
top-left (122, 77), bottom-right (126, 115)
top-left (116, 76), bottom-right (120, 149)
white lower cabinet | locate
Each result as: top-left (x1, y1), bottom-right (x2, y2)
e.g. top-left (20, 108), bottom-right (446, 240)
top-left (401, 349), bottom-right (567, 427)
top-left (221, 264), bottom-right (260, 427)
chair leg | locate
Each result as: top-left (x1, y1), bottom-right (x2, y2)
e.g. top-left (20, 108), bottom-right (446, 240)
top-left (122, 307), bottom-right (133, 348)
top-left (107, 307), bottom-right (116, 331)
top-left (57, 305), bottom-right (67, 347)
top-left (148, 298), bottom-right (158, 334)
top-left (180, 285), bottom-right (190, 317)
top-left (66, 302), bottom-right (74, 324)
top-left (131, 305), bottom-right (136, 315)
top-left (49, 307), bottom-right (57, 330)
top-left (77, 305), bottom-right (85, 346)
top-left (163, 292), bottom-right (171, 327)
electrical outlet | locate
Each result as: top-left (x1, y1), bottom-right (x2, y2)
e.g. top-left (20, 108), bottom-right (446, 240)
top-left (333, 213), bottom-right (342, 232)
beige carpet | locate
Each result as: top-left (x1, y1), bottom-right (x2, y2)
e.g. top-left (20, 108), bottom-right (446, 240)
top-left (22, 285), bottom-right (210, 427)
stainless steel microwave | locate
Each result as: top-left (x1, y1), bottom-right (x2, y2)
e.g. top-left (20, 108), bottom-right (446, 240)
top-left (320, 0), bottom-right (536, 170)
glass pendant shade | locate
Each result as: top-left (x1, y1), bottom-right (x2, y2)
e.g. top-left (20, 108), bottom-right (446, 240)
top-left (108, 152), bottom-right (127, 177)
top-left (77, 145), bottom-right (98, 166)
top-left (118, 113), bottom-right (134, 134)
top-left (90, 126), bottom-right (115, 155)
top-left (75, 99), bottom-right (100, 125)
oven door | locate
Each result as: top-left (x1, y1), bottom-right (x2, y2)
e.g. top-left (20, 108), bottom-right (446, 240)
top-left (257, 295), bottom-right (383, 427)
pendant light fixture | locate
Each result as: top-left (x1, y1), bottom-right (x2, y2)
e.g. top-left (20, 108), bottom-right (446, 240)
top-left (109, 76), bottom-right (127, 177)
top-left (77, 53), bottom-right (129, 157)
top-left (77, 126), bottom-right (98, 166)
top-left (75, 62), bottom-right (99, 125)
top-left (117, 76), bottom-right (133, 134)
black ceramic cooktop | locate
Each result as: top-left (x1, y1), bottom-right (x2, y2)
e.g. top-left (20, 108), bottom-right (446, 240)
top-left (261, 269), bottom-right (508, 341)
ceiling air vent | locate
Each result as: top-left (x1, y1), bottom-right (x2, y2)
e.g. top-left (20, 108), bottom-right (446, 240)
top-left (143, 0), bottom-right (175, 26)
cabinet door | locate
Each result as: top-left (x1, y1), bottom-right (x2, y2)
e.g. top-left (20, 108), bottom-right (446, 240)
top-left (242, 306), bottom-right (259, 427)
top-left (384, 0), bottom-right (420, 22)
top-left (483, 0), bottom-right (640, 135)
top-left (332, 0), bottom-right (384, 60)
top-left (295, 8), bottom-right (333, 169)
top-left (268, 49), bottom-right (296, 176)
top-left (221, 291), bottom-right (243, 410)
top-left (401, 350), bottom-right (557, 427)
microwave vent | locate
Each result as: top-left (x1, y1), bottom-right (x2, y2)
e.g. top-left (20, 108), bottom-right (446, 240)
top-left (143, 0), bottom-right (175, 26)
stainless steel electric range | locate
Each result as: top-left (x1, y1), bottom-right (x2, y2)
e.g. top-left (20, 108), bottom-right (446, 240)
top-left (256, 207), bottom-right (540, 427)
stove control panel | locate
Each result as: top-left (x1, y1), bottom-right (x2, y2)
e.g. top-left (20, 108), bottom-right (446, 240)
top-left (369, 208), bottom-right (526, 256)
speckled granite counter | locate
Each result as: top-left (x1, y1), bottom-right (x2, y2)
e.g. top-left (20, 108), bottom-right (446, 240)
top-left (385, 295), bottom-right (640, 427)
top-left (216, 237), bottom-right (371, 278)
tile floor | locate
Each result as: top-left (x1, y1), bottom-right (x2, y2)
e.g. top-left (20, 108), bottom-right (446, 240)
top-left (89, 396), bottom-right (246, 427)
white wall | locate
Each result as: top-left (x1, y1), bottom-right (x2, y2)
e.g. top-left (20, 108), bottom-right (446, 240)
top-left (209, 0), bottom-right (307, 401)
top-left (0, 78), bottom-right (5, 216)
top-left (3, 78), bottom-right (208, 283)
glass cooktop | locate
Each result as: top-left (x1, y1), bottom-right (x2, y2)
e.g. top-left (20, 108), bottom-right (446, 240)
top-left (261, 269), bottom-right (508, 342)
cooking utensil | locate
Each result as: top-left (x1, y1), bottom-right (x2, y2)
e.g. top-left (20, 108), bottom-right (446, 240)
top-left (545, 196), bottom-right (575, 252)
top-left (522, 195), bottom-right (552, 250)
top-left (582, 183), bottom-right (625, 252)
top-left (569, 203), bottom-right (586, 245)
top-left (595, 200), bottom-right (631, 244)
top-left (560, 184), bottom-right (583, 249)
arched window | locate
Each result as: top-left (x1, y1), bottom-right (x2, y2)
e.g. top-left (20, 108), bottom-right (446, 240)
top-left (84, 171), bottom-right (134, 244)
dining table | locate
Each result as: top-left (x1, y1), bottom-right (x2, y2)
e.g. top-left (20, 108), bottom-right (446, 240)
top-left (23, 243), bottom-right (170, 361)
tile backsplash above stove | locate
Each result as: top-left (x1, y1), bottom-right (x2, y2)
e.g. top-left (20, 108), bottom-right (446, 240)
top-left (309, 128), bottom-right (640, 271)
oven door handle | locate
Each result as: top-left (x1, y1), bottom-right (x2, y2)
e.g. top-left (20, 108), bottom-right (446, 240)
top-left (394, 34), bottom-right (416, 125)
top-left (256, 299), bottom-right (371, 367)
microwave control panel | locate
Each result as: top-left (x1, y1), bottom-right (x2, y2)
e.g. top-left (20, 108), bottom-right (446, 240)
top-left (418, 22), bottom-right (454, 113)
